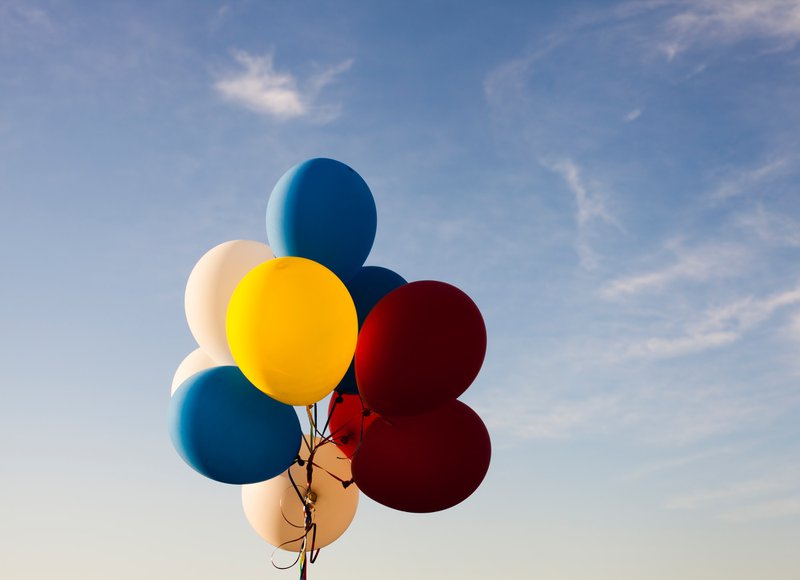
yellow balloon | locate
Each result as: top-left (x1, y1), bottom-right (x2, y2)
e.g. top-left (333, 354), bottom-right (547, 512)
top-left (226, 257), bottom-right (358, 405)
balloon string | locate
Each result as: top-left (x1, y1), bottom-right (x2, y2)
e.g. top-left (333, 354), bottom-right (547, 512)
top-left (302, 405), bottom-right (319, 579)
top-left (307, 460), bottom-right (353, 487)
top-left (320, 393), bottom-right (340, 437)
top-left (271, 398), bottom-right (362, 578)
top-left (279, 493), bottom-right (305, 529)
top-left (342, 392), bottom-right (373, 461)
top-left (310, 401), bottom-right (339, 446)
top-left (324, 392), bottom-right (371, 481)
top-left (287, 461), bottom-right (307, 505)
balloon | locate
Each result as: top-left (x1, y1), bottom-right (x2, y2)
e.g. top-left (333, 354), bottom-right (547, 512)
top-left (226, 257), bottom-right (358, 406)
top-left (185, 240), bottom-right (273, 364)
top-left (355, 281), bottom-right (486, 417)
top-left (170, 348), bottom-right (216, 395)
top-left (266, 158), bottom-right (377, 282)
top-left (242, 437), bottom-right (359, 551)
top-left (327, 393), bottom-right (377, 458)
top-left (333, 362), bottom-right (359, 396)
top-left (351, 400), bottom-right (490, 513)
top-left (335, 266), bottom-right (407, 394)
top-left (169, 366), bottom-right (302, 484)
top-left (347, 266), bottom-right (407, 327)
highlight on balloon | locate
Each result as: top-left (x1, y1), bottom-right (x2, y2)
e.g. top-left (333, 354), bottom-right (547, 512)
top-left (167, 158), bottom-right (491, 579)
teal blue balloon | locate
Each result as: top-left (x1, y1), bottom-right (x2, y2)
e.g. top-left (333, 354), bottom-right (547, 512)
top-left (335, 265), bottom-right (407, 394)
top-left (266, 158), bottom-right (377, 282)
top-left (169, 366), bottom-right (302, 484)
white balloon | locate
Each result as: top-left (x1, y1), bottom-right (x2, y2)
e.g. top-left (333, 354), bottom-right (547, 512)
top-left (242, 437), bottom-right (359, 552)
top-left (170, 348), bottom-right (217, 395)
top-left (184, 240), bottom-right (273, 364)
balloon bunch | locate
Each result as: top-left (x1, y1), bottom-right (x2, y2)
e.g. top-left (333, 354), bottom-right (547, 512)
top-left (168, 158), bottom-right (490, 577)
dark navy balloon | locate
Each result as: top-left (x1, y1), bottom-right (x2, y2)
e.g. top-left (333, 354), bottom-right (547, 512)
top-left (266, 158), bottom-right (377, 282)
top-left (335, 266), bottom-right (407, 394)
top-left (169, 366), bottom-right (302, 484)
top-left (347, 266), bottom-right (407, 327)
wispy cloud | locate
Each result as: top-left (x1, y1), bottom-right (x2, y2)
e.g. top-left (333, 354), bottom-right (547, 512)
top-left (721, 495), bottom-right (800, 522)
top-left (542, 158), bottom-right (619, 270)
top-left (0, 0), bottom-right (58, 53)
top-left (657, 0), bottom-right (800, 59)
top-left (601, 242), bottom-right (750, 299)
top-left (625, 108), bottom-right (642, 122)
top-left (475, 390), bottom-right (622, 440)
top-left (624, 286), bottom-right (800, 359)
top-left (477, 368), bottom-right (795, 445)
top-left (0, 1), bottom-right (55, 35)
top-left (643, 383), bottom-right (795, 445)
top-left (664, 466), bottom-right (800, 522)
top-left (627, 445), bottom-right (741, 480)
top-left (710, 157), bottom-right (793, 201)
top-left (665, 475), bottom-right (797, 510)
top-left (626, 331), bottom-right (739, 359)
top-left (214, 50), bottom-right (353, 121)
top-left (736, 204), bottom-right (800, 247)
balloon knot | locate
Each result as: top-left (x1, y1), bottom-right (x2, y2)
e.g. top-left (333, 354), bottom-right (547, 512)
top-left (342, 480), bottom-right (353, 489)
top-left (296, 458), bottom-right (305, 467)
top-left (340, 435), bottom-right (349, 444)
top-left (363, 409), bottom-right (372, 417)
top-left (335, 395), bottom-right (344, 404)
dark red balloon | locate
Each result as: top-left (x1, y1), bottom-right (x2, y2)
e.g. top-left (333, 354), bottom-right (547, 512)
top-left (355, 280), bottom-right (486, 417)
top-left (327, 393), bottom-right (377, 458)
top-left (351, 400), bottom-right (491, 513)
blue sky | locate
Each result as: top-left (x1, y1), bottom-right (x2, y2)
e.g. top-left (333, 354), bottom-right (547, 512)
top-left (2, 0), bottom-right (800, 578)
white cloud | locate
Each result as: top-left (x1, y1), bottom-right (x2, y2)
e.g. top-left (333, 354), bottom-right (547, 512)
top-left (625, 108), bottom-right (642, 121)
top-left (214, 50), bottom-right (353, 121)
top-left (695, 288), bottom-right (800, 334)
top-left (658, 0), bottom-right (800, 59)
top-left (721, 495), bottom-right (800, 522)
top-left (736, 204), bottom-right (800, 247)
top-left (626, 331), bottom-right (739, 359)
top-left (627, 445), bottom-right (740, 480)
top-left (710, 157), bottom-right (792, 201)
top-left (0, 0), bottom-right (57, 52)
top-left (624, 286), bottom-right (800, 359)
top-left (601, 243), bottom-right (750, 299)
top-left (475, 390), bottom-right (621, 440)
top-left (666, 478), bottom-right (792, 510)
top-left (543, 158), bottom-right (619, 270)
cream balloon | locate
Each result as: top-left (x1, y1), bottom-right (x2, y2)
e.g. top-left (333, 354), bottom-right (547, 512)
top-left (185, 240), bottom-right (273, 364)
top-left (170, 348), bottom-right (216, 395)
top-left (241, 437), bottom-right (359, 552)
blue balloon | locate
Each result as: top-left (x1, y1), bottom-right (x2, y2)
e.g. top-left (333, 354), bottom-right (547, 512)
top-left (169, 366), bottom-right (302, 484)
top-left (347, 266), bottom-right (407, 327)
top-left (266, 158), bottom-right (377, 282)
top-left (334, 362), bottom-right (359, 395)
top-left (335, 266), bottom-right (407, 394)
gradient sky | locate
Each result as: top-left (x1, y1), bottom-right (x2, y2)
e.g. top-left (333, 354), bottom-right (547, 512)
top-left (3, 1), bottom-right (800, 578)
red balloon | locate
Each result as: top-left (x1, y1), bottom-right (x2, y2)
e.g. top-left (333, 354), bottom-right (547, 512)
top-left (327, 393), bottom-right (377, 458)
top-left (355, 281), bottom-right (486, 417)
top-left (351, 400), bottom-right (491, 513)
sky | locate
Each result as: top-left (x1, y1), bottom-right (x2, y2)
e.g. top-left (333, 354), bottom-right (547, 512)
top-left (2, 0), bottom-right (800, 578)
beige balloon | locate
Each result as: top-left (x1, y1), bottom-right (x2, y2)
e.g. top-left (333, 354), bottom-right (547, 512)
top-left (184, 240), bottom-right (273, 364)
top-left (241, 437), bottom-right (359, 552)
top-left (170, 348), bottom-right (217, 395)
